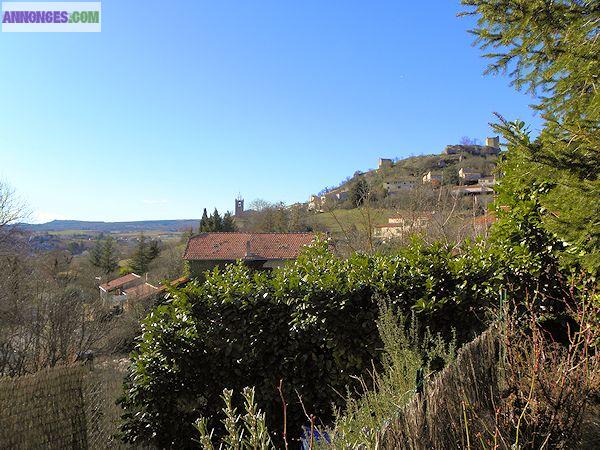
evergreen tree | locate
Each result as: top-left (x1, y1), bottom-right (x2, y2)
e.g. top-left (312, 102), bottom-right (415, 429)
top-left (349, 178), bottom-right (370, 207)
top-left (199, 208), bottom-right (209, 232)
top-left (442, 166), bottom-right (459, 185)
top-left (130, 233), bottom-right (150, 274)
top-left (210, 208), bottom-right (223, 231)
top-left (147, 240), bottom-right (160, 260)
top-left (99, 235), bottom-right (119, 275)
top-left (463, 0), bottom-right (600, 272)
top-left (130, 233), bottom-right (161, 274)
top-left (222, 212), bottom-right (237, 232)
top-left (89, 237), bottom-right (103, 267)
top-left (90, 235), bottom-right (119, 275)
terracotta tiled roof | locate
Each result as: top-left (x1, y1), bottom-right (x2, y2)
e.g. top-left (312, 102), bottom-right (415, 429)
top-left (183, 232), bottom-right (316, 261)
top-left (124, 282), bottom-right (158, 301)
top-left (99, 273), bottom-right (141, 292)
top-left (158, 276), bottom-right (190, 292)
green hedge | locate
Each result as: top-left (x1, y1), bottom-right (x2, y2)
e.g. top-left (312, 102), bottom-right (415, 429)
top-left (119, 240), bottom-right (505, 447)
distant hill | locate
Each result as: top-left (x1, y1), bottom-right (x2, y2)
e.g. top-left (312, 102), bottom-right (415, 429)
top-left (20, 219), bottom-right (198, 233)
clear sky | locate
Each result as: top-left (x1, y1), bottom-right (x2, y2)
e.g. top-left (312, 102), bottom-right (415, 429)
top-left (0, 1), bottom-right (541, 223)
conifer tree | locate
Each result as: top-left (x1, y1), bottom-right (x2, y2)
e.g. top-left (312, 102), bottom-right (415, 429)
top-left (130, 233), bottom-right (150, 274)
top-left (210, 208), bottom-right (223, 231)
top-left (89, 237), bottom-right (103, 267)
top-left (199, 208), bottom-right (209, 232)
top-left (222, 212), bottom-right (237, 232)
top-left (130, 233), bottom-right (161, 274)
top-left (350, 178), bottom-right (370, 207)
top-left (99, 235), bottom-right (119, 275)
top-left (462, 0), bottom-right (600, 271)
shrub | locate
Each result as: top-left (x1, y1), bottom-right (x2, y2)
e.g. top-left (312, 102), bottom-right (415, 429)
top-left (329, 304), bottom-right (456, 449)
top-left (119, 240), bottom-right (499, 447)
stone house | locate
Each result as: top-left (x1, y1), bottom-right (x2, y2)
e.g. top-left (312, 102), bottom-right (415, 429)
top-left (458, 168), bottom-right (482, 184)
top-left (99, 273), bottom-right (158, 309)
top-left (383, 178), bottom-right (417, 194)
top-left (374, 212), bottom-right (434, 240)
top-left (422, 171), bottom-right (443, 185)
top-left (183, 232), bottom-right (316, 278)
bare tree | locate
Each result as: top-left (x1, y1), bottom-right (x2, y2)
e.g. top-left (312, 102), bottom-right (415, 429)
top-left (0, 182), bottom-right (28, 253)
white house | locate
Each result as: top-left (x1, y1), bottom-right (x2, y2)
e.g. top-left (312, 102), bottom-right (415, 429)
top-left (383, 178), bottom-right (417, 194)
top-left (374, 212), bottom-right (434, 239)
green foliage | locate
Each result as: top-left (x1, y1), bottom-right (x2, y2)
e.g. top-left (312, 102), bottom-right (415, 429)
top-left (119, 240), bottom-right (501, 447)
top-left (89, 235), bottom-right (119, 275)
top-left (195, 387), bottom-right (274, 450)
top-left (349, 178), bottom-right (370, 207)
top-left (129, 233), bottom-right (160, 274)
top-left (330, 304), bottom-right (455, 448)
top-left (199, 209), bottom-right (210, 232)
top-left (462, 0), bottom-right (600, 273)
top-left (199, 208), bottom-right (237, 232)
top-left (442, 165), bottom-right (459, 185)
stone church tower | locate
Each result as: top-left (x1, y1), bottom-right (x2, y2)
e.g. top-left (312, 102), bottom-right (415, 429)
top-left (235, 195), bottom-right (244, 216)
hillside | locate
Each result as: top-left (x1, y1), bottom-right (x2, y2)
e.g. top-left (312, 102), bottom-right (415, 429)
top-left (322, 150), bottom-right (498, 197)
top-left (20, 219), bottom-right (198, 233)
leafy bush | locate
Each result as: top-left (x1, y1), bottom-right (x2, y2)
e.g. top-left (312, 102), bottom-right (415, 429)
top-left (330, 304), bottom-right (456, 449)
top-left (119, 240), bottom-right (500, 447)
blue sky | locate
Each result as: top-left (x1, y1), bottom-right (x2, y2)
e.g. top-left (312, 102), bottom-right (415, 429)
top-left (0, 1), bottom-right (541, 222)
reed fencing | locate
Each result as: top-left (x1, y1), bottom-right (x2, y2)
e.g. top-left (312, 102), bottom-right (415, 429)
top-left (0, 362), bottom-right (140, 449)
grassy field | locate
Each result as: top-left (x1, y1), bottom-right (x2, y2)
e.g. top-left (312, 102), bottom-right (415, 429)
top-left (307, 208), bottom-right (395, 235)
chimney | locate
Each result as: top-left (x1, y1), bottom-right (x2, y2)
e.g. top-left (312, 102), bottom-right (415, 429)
top-left (245, 240), bottom-right (251, 257)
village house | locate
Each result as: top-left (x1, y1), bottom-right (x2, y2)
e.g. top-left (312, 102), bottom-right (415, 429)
top-left (383, 178), bottom-right (417, 194)
top-left (422, 171), bottom-right (443, 185)
top-left (451, 185), bottom-right (494, 196)
top-left (183, 232), bottom-right (316, 278)
top-left (373, 212), bottom-right (434, 240)
top-left (99, 273), bottom-right (158, 309)
top-left (458, 167), bottom-right (482, 185)
top-left (477, 176), bottom-right (496, 187)
top-left (308, 190), bottom-right (349, 211)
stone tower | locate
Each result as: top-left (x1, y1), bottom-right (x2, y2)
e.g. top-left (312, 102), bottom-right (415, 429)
top-left (485, 136), bottom-right (500, 149)
top-left (235, 195), bottom-right (244, 216)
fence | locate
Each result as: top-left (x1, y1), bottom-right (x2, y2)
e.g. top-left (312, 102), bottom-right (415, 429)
top-left (380, 328), bottom-right (500, 449)
top-left (0, 362), bottom-right (139, 449)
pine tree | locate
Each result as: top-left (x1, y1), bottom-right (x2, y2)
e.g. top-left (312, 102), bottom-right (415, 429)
top-left (99, 235), bottom-right (119, 275)
top-left (210, 208), bottom-right (223, 231)
top-left (463, 0), bottom-right (600, 272)
top-left (147, 240), bottom-right (160, 260)
top-left (222, 212), bottom-right (237, 231)
top-left (89, 237), bottom-right (103, 267)
top-left (130, 233), bottom-right (150, 274)
top-left (199, 208), bottom-right (209, 232)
